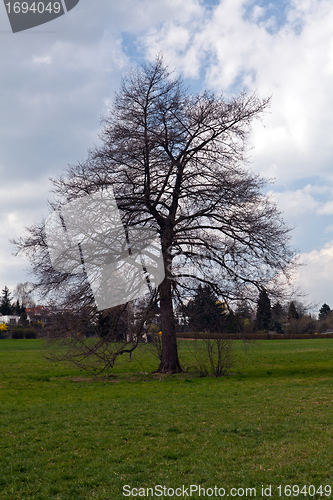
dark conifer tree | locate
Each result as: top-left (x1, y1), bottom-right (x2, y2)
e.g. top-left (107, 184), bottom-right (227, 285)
top-left (318, 303), bottom-right (330, 321)
top-left (271, 301), bottom-right (285, 333)
top-left (19, 311), bottom-right (29, 328)
top-left (256, 289), bottom-right (271, 330)
top-left (0, 286), bottom-right (14, 316)
top-left (271, 302), bottom-right (285, 320)
top-left (14, 299), bottom-right (25, 315)
top-left (226, 309), bottom-right (239, 334)
top-left (186, 285), bottom-right (226, 333)
top-left (288, 301), bottom-right (299, 321)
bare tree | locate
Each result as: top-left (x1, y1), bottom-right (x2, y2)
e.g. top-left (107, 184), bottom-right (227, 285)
top-left (15, 56), bottom-right (295, 373)
top-left (13, 282), bottom-right (35, 309)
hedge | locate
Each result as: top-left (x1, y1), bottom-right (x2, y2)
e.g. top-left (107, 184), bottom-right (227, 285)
top-left (176, 332), bottom-right (333, 340)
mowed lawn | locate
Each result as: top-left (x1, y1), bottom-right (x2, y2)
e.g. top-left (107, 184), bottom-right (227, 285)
top-left (1, 339), bottom-right (333, 500)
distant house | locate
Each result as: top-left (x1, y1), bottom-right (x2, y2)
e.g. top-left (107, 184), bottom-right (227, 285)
top-left (0, 315), bottom-right (20, 326)
top-left (174, 306), bottom-right (189, 330)
top-left (25, 306), bottom-right (49, 324)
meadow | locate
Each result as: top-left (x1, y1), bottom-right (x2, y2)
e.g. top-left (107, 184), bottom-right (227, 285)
top-left (1, 338), bottom-right (333, 499)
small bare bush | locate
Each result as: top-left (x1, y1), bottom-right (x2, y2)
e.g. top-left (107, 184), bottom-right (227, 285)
top-left (147, 328), bottom-right (163, 361)
top-left (192, 334), bottom-right (234, 377)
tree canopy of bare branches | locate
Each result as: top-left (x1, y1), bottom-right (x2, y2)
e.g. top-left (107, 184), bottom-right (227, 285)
top-left (15, 56), bottom-right (295, 373)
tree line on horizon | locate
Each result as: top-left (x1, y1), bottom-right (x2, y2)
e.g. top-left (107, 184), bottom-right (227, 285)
top-left (1, 282), bottom-right (332, 338)
top-left (183, 285), bottom-right (333, 336)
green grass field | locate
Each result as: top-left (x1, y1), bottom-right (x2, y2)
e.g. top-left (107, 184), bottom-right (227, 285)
top-left (1, 338), bottom-right (333, 499)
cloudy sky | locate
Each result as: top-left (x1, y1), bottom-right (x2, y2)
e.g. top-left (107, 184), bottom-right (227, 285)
top-left (1, 0), bottom-right (333, 312)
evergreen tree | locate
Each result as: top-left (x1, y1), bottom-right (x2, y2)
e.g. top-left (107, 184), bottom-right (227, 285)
top-left (19, 311), bottom-right (29, 328)
top-left (271, 302), bottom-right (285, 320)
top-left (235, 301), bottom-right (251, 319)
top-left (14, 299), bottom-right (24, 315)
top-left (318, 303), bottom-right (331, 321)
top-left (226, 309), bottom-right (239, 334)
top-left (0, 286), bottom-right (14, 316)
top-left (234, 301), bottom-right (253, 333)
top-left (256, 289), bottom-right (271, 330)
top-left (288, 301), bottom-right (299, 321)
top-left (271, 301), bottom-right (285, 333)
top-left (186, 285), bottom-right (227, 333)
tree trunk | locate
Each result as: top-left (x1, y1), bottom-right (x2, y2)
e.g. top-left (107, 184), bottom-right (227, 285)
top-left (156, 226), bottom-right (182, 373)
top-left (157, 276), bottom-right (182, 373)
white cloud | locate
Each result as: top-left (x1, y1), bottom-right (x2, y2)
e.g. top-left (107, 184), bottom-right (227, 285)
top-left (250, 5), bottom-right (266, 23)
top-left (141, 0), bottom-right (333, 183)
top-left (317, 201), bottom-right (333, 215)
top-left (267, 183), bottom-right (333, 219)
top-left (32, 56), bottom-right (52, 65)
top-left (295, 241), bottom-right (333, 307)
top-left (267, 188), bottom-right (320, 217)
top-left (0, 177), bottom-right (52, 292)
top-left (0, 178), bottom-right (52, 209)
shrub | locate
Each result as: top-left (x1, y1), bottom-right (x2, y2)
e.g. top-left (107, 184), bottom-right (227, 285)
top-left (148, 331), bottom-right (163, 360)
top-left (24, 328), bottom-right (37, 339)
top-left (191, 334), bottom-right (234, 377)
top-left (11, 328), bottom-right (24, 339)
top-left (0, 324), bottom-right (8, 338)
top-left (318, 322), bottom-right (329, 334)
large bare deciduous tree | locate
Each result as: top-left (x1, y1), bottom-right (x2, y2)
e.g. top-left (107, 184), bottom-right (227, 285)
top-left (16, 57), bottom-right (295, 373)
